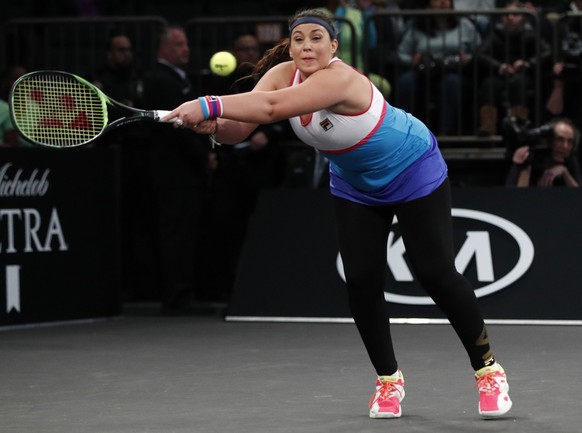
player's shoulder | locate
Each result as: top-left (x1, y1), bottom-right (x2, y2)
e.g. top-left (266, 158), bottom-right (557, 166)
top-left (258, 61), bottom-right (296, 90)
top-left (318, 59), bottom-right (362, 85)
top-left (269, 60), bottom-right (296, 76)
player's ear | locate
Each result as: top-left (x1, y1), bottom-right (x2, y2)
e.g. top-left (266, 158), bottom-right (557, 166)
top-left (331, 39), bottom-right (338, 55)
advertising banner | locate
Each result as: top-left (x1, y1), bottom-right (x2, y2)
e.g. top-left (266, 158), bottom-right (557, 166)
top-left (227, 188), bottom-right (582, 322)
top-left (0, 147), bottom-right (121, 326)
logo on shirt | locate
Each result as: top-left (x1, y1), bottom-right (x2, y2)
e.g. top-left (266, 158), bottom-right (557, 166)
top-left (320, 118), bottom-right (334, 132)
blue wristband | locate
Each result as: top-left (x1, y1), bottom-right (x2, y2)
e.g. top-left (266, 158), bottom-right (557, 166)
top-left (198, 97), bottom-right (210, 120)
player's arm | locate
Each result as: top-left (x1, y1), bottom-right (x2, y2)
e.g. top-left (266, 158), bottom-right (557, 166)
top-left (196, 62), bottom-right (294, 144)
top-left (165, 61), bottom-right (362, 141)
top-left (211, 62), bottom-right (293, 144)
top-left (219, 62), bottom-right (357, 123)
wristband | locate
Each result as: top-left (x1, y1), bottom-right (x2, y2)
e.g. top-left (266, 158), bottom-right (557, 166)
top-left (198, 97), bottom-right (210, 119)
top-left (204, 95), bottom-right (224, 119)
top-left (199, 95), bottom-right (223, 120)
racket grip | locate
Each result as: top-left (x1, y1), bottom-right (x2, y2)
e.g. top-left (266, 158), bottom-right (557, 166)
top-left (154, 110), bottom-right (176, 122)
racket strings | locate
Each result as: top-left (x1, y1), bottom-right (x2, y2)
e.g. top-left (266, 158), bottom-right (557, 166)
top-left (11, 73), bottom-right (106, 147)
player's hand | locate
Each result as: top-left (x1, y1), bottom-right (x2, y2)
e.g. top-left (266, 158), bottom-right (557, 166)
top-left (193, 120), bottom-right (218, 135)
top-left (164, 100), bottom-right (204, 129)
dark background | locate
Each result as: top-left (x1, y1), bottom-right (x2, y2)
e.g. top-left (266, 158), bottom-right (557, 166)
top-left (3, 1), bottom-right (314, 23)
top-left (0, 147), bottom-right (121, 325)
top-left (228, 187), bottom-right (582, 321)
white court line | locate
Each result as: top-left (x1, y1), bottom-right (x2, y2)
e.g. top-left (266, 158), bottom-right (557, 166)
top-left (0, 316), bottom-right (120, 332)
top-left (225, 316), bottom-right (582, 326)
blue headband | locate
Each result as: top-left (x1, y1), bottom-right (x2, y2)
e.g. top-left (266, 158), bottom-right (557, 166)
top-left (289, 17), bottom-right (337, 39)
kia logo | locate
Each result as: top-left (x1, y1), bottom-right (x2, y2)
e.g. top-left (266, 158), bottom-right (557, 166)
top-left (336, 208), bottom-right (535, 305)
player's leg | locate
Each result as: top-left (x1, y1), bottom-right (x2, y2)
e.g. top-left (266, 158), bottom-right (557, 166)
top-left (332, 196), bottom-right (404, 418)
top-left (395, 178), bottom-right (512, 417)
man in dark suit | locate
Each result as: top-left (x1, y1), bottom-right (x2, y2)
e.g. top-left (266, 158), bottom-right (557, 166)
top-left (141, 25), bottom-right (210, 312)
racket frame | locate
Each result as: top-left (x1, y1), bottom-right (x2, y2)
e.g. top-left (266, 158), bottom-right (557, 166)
top-left (9, 70), bottom-right (169, 148)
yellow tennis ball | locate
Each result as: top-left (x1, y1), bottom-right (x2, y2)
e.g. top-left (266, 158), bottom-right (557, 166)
top-left (209, 51), bottom-right (237, 76)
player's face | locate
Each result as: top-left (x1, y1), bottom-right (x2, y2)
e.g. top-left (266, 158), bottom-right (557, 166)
top-left (289, 24), bottom-right (337, 76)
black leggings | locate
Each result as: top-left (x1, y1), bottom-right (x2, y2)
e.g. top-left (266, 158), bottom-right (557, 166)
top-left (333, 178), bottom-right (492, 374)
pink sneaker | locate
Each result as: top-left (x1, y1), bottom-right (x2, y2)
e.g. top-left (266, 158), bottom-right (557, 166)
top-left (475, 363), bottom-right (512, 417)
top-left (369, 370), bottom-right (405, 418)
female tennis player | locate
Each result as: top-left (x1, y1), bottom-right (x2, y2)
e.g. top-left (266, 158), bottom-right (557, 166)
top-left (164, 8), bottom-right (512, 419)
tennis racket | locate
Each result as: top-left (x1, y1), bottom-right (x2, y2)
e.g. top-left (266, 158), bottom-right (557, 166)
top-left (9, 70), bottom-right (175, 148)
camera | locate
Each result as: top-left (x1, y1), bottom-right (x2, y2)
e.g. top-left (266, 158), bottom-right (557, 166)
top-left (501, 116), bottom-right (554, 160)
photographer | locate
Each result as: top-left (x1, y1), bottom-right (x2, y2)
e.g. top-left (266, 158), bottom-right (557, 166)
top-left (506, 117), bottom-right (581, 187)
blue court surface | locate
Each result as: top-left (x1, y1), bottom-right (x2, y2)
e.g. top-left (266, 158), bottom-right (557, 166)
top-left (1, 304), bottom-right (580, 433)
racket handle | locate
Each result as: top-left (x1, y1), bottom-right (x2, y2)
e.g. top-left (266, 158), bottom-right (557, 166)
top-left (153, 110), bottom-right (176, 122)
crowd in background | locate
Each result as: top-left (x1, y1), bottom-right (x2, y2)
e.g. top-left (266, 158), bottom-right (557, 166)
top-left (2, 0), bottom-right (582, 311)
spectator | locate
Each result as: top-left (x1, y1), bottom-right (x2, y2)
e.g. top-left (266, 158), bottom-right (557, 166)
top-left (545, 0), bottom-right (582, 129)
top-left (92, 32), bottom-right (144, 108)
top-left (377, 0), bottom-right (407, 41)
top-left (506, 117), bottom-right (581, 186)
top-left (217, 33), bottom-right (289, 199)
top-left (357, 0), bottom-right (380, 52)
top-left (359, 0), bottom-right (406, 82)
top-left (475, 1), bottom-right (551, 136)
top-left (496, 0), bottom-right (569, 44)
top-left (0, 97), bottom-right (18, 148)
top-left (141, 25), bottom-right (211, 312)
top-left (1, 64), bottom-right (28, 147)
top-left (317, 0), bottom-right (372, 70)
top-left (198, 33), bottom-right (289, 302)
top-left (90, 32), bottom-right (149, 301)
top-left (327, 0), bottom-right (393, 99)
top-left (0, 64), bottom-right (27, 101)
top-left (454, 0), bottom-right (495, 37)
top-left (396, 0), bottom-right (482, 135)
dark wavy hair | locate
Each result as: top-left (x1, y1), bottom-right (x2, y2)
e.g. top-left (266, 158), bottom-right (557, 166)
top-left (249, 9), bottom-right (338, 77)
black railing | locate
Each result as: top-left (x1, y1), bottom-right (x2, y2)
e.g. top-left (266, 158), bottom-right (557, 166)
top-left (0, 10), bottom-right (560, 156)
top-left (364, 9), bottom-right (543, 143)
top-left (2, 16), bottom-right (168, 79)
